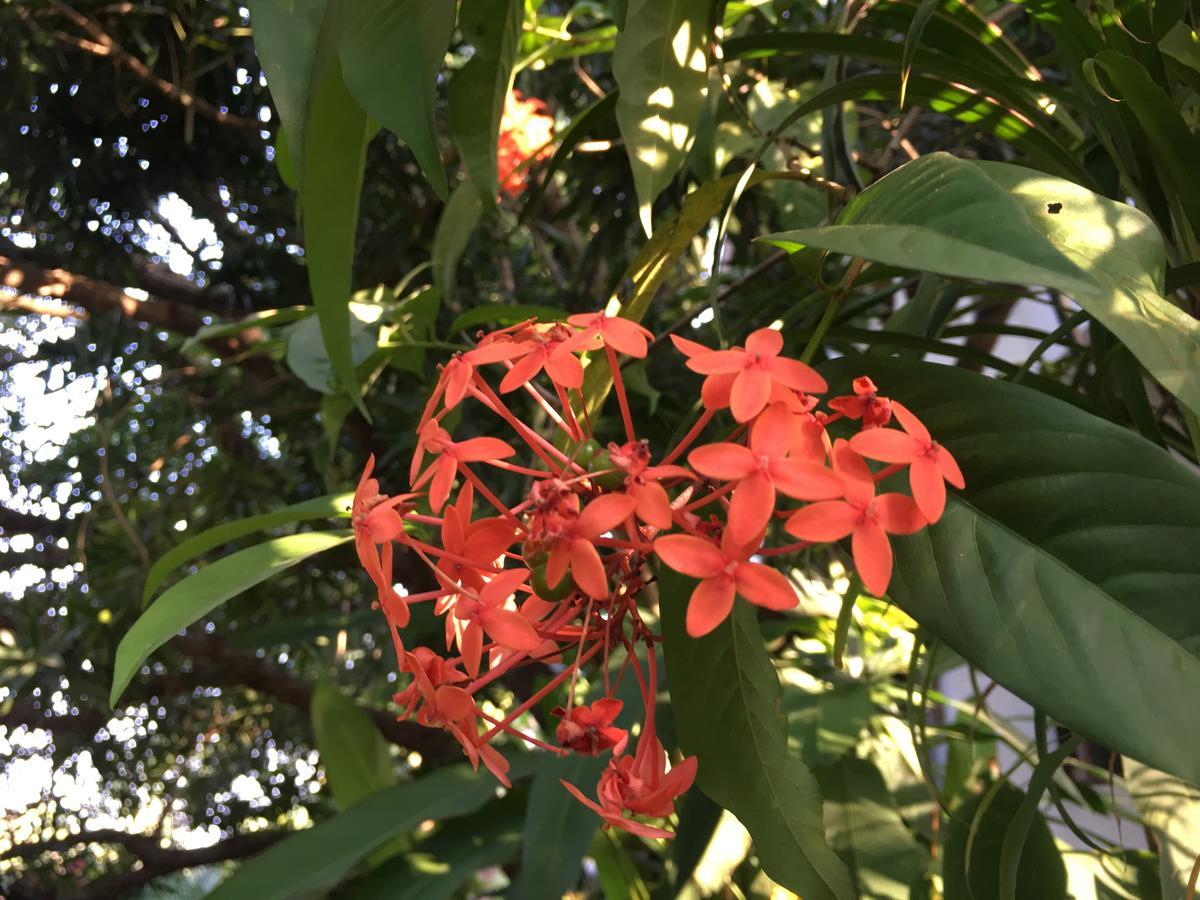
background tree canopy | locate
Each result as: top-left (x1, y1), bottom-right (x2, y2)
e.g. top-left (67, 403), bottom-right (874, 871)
top-left (2, 0), bottom-right (1199, 898)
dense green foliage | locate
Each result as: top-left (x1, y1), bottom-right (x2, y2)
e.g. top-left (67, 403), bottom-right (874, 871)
top-left (2, 0), bottom-right (1199, 897)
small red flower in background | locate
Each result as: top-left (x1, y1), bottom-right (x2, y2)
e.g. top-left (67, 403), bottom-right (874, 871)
top-left (497, 91), bottom-right (555, 196)
top-left (784, 442), bottom-right (926, 597)
top-left (849, 400), bottom-right (964, 520)
top-left (356, 310), bottom-right (961, 837)
top-left (554, 698), bottom-right (628, 756)
top-left (830, 375), bottom-right (892, 429)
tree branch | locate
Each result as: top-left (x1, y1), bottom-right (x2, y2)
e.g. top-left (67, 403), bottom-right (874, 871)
top-left (39, 0), bottom-right (261, 131)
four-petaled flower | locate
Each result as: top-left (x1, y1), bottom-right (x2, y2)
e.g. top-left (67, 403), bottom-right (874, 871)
top-left (546, 494), bottom-right (639, 598)
top-left (411, 421), bottom-right (516, 512)
top-left (566, 312), bottom-right (654, 358)
top-left (689, 402), bottom-right (843, 546)
top-left (849, 400), bottom-right (964, 521)
top-left (785, 441), bottom-right (926, 597)
top-left (608, 440), bottom-right (691, 530)
top-left (353, 454), bottom-right (415, 626)
top-left (672, 328), bottom-right (827, 422)
top-left (654, 529), bottom-right (799, 636)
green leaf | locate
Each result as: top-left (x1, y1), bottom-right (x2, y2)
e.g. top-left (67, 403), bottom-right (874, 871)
top-left (815, 758), bottom-right (925, 899)
top-left (660, 569), bottom-right (855, 900)
top-left (1089, 50), bottom-right (1200, 242)
top-left (311, 682), bottom-right (395, 810)
top-left (508, 744), bottom-right (604, 899)
top-left (348, 801), bottom-right (524, 900)
top-left (432, 180), bottom-right (484, 299)
top-left (820, 356), bottom-right (1200, 786)
top-left (592, 830), bottom-right (651, 900)
top-left (1125, 761), bottom-right (1200, 900)
top-left (208, 765), bottom-right (505, 900)
top-left (182, 306), bottom-right (311, 352)
top-left (447, 303), bottom-right (565, 338)
top-left (246, 0), bottom-right (328, 185)
top-left (448, 0), bottom-right (524, 203)
top-left (338, 0), bottom-right (456, 199)
top-left (764, 153), bottom-right (1200, 418)
top-left (942, 781), bottom-right (1067, 900)
top-left (613, 0), bottom-right (713, 235)
top-left (899, 0), bottom-right (940, 108)
top-left (142, 492), bottom-right (352, 604)
top-left (786, 681), bottom-right (875, 765)
top-left (286, 301), bottom-right (381, 394)
top-left (112, 531), bottom-right (352, 705)
top-left (302, 57), bottom-right (373, 416)
top-left (1160, 23), bottom-right (1200, 74)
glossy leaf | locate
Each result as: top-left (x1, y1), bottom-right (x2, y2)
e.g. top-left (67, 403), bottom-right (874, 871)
top-left (765, 152), bottom-right (1200, 417)
top-left (338, 0), bottom-right (456, 198)
top-left (432, 180), bottom-right (484, 298)
top-left (245, 0), bottom-right (328, 185)
top-left (208, 765), bottom-right (505, 900)
top-left (660, 568), bottom-right (855, 900)
top-left (508, 751), bottom-right (605, 900)
top-left (942, 781), bottom-right (1067, 900)
top-left (302, 58), bottom-right (372, 415)
top-left (821, 356), bottom-right (1200, 785)
top-left (448, 0), bottom-right (524, 202)
top-left (142, 492), bottom-right (352, 604)
top-left (286, 301), bottom-right (380, 394)
top-left (613, 0), bottom-right (713, 235)
top-left (815, 758), bottom-right (925, 899)
top-left (310, 681), bottom-right (394, 810)
top-left (112, 531), bottom-right (352, 705)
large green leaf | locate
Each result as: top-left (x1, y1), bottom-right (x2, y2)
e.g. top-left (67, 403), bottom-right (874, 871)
top-left (942, 781), bottom-right (1067, 900)
top-left (1125, 761), bottom-right (1200, 900)
top-left (286, 301), bottom-right (380, 394)
top-left (208, 765), bottom-right (505, 900)
top-left (660, 570), bottom-right (855, 899)
top-left (349, 802), bottom-right (524, 900)
top-left (613, 0), bottom-right (713, 235)
top-left (448, 0), bottom-right (524, 203)
top-left (311, 681), bottom-right (395, 810)
top-left (338, 0), bottom-right (456, 199)
top-left (432, 179), bottom-right (484, 299)
top-left (302, 57), bottom-right (373, 415)
top-left (764, 152), bottom-right (1200, 417)
top-left (246, 0), bottom-right (328, 184)
top-left (111, 531), bottom-right (352, 705)
top-left (142, 492), bottom-right (352, 604)
top-left (820, 356), bottom-right (1200, 785)
top-left (815, 758), bottom-right (925, 899)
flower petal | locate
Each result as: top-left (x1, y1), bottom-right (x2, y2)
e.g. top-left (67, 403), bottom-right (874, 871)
top-left (852, 519), bottom-right (893, 597)
top-left (730, 367), bottom-right (771, 422)
top-left (726, 472), bottom-right (774, 547)
top-left (908, 456), bottom-right (946, 522)
top-left (688, 443), bottom-right (757, 481)
top-left (744, 327), bottom-right (783, 357)
top-left (748, 402), bottom-right (794, 458)
top-left (480, 606), bottom-right (542, 651)
top-left (890, 400), bottom-right (932, 443)
top-left (577, 493), bottom-right (639, 537)
top-left (765, 355), bottom-right (827, 393)
top-left (875, 493), bottom-right (927, 534)
top-left (849, 428), bottom-right (920, 463)
top-left (784, 501), bottom-right (858, 542)
top-left (545, 348), bottom-right (584, 389)
top-left (570, 538), bottom-right (610, 598)
top-left (734, 562), bottom-right (798, 610)
top-left (686, 575), bottom-right (736, 637)
top-left (936, 444), bottom-right (965, 489)
top-left (429, 457), bottom-right (457, 513)
top-left (498, 351), bottom-right (545, 393)
top-left (670, 334), bottom-right (710, 358)
top-left (454, 436), bottom-right (517, 463)
top-left (653, 534), bottom-right (725, 578)
top-left (769, 459), bottom-right (845, 501)
top-left (832, 441), bottom-right (876, 507)
top-left (687, 348), bottom-right (746, 375)
top-left (701, 372), bottom-right (736, 410)
top-left (633, 481), bottom-right (674, 530)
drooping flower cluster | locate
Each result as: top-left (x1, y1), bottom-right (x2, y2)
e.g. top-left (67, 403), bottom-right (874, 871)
top-left (496, 90), bottom-right (555, 196)
top-left (353, 316), bottom-right (962, 838)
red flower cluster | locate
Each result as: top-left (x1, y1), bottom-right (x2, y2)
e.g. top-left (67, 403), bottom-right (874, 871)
top-left (496, 90), bottom-right (555, 196)
top-left (353, 316), bottom-right (961, 838)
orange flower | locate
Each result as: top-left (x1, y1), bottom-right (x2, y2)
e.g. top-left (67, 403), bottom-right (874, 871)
top-left (784, 441), bottom-right (926, 597)
top-left (497, 91), bottom-right (555, 196)
top-left (545, 494), bottom-right (639, 598)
